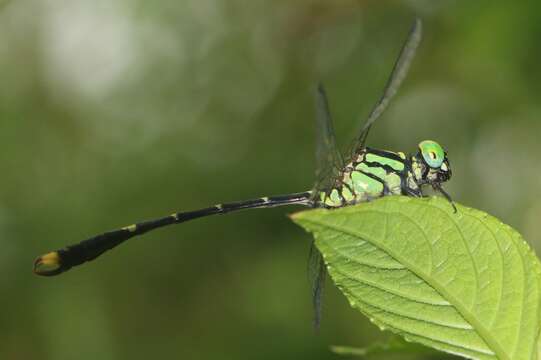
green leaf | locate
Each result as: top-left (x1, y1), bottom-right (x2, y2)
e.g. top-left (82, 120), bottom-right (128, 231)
top-left (291, 196), bottom-right (541, 360)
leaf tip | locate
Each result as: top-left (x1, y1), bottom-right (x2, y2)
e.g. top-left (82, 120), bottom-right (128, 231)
top-left (288, 210), bottom-right (303, 222)
top-left (288, 208), bottom-right (317, 223)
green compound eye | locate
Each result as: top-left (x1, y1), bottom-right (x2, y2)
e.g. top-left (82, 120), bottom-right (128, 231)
top-left (419, 140), bottom-right (445, 168)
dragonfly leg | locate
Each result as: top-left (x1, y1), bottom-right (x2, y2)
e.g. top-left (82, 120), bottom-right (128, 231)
top-left (433, 183), bottom-right (457, 213)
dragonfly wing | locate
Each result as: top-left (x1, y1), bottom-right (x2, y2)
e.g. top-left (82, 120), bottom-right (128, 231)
top-left (308, 241), bottom-right (326, 330)
top-left (307, 84), bottom-right (339, 328)
top-left (352, 18), bottom-right (422, 156)
top-left (312, 83), bottom-right (344, 201)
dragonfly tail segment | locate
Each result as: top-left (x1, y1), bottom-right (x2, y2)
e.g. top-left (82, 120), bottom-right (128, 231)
top-left (33, 191), bottom-right (313, 276)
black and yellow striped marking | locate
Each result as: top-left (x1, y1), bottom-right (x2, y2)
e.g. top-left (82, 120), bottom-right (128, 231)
top-left (33, 192), bottom-right (312, 276)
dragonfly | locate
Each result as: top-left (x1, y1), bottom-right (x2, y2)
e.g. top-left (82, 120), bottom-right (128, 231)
top-left (33, 18), bottom-right (454, 327)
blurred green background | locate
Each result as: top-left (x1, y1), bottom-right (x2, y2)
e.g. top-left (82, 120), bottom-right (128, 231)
top-left (1, 0), bottom-right (540, 359)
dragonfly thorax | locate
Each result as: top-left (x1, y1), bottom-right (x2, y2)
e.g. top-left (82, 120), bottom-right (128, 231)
top-left (318, 141), bottom-right (452, 208)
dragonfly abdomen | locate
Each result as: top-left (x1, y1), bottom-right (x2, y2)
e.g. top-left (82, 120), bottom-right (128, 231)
top-left (320, 149), bottom-right (413, 207)
top-left (34, 191), bottom-right (314, 276)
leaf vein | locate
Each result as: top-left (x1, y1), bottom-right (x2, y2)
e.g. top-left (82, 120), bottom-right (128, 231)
top-left (364, 308), bottom-right (496, 357)
top-left (462, 212), bottom-right (505, 334)
top-left (331, 246), bottom-right (407, 271)
top-left (499, 224), bottom-right (528, 360)
top-left (333, 269), bottom-right (469, 328)
top-left (329, 256), bottom-right (452, 306)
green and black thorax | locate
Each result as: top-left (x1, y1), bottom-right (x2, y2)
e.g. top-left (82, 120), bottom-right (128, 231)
top-left (318, 140), bottom-right (452, 208)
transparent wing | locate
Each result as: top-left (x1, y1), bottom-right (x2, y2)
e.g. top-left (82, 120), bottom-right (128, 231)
top-left (308, 241), bottom-right (326, 330)
top-left (311, 83), bottom-right (344, 200)
top-left (308, 83), bottom-right (340, 328)
top-left (351, 18), bottom-right (422, 157)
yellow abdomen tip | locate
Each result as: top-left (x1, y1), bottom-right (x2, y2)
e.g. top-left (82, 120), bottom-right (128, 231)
top-left (33, 252), bottom-right (62, 276)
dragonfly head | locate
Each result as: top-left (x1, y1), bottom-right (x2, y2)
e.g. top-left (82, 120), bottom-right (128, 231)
top-left (416, 140), bottom-right (452, 185)
top-left (412, 140), bottom-right (456, 212)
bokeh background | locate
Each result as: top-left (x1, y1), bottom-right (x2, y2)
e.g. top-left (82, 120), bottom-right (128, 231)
top-left (1, 1), bottom-right (540, 359)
